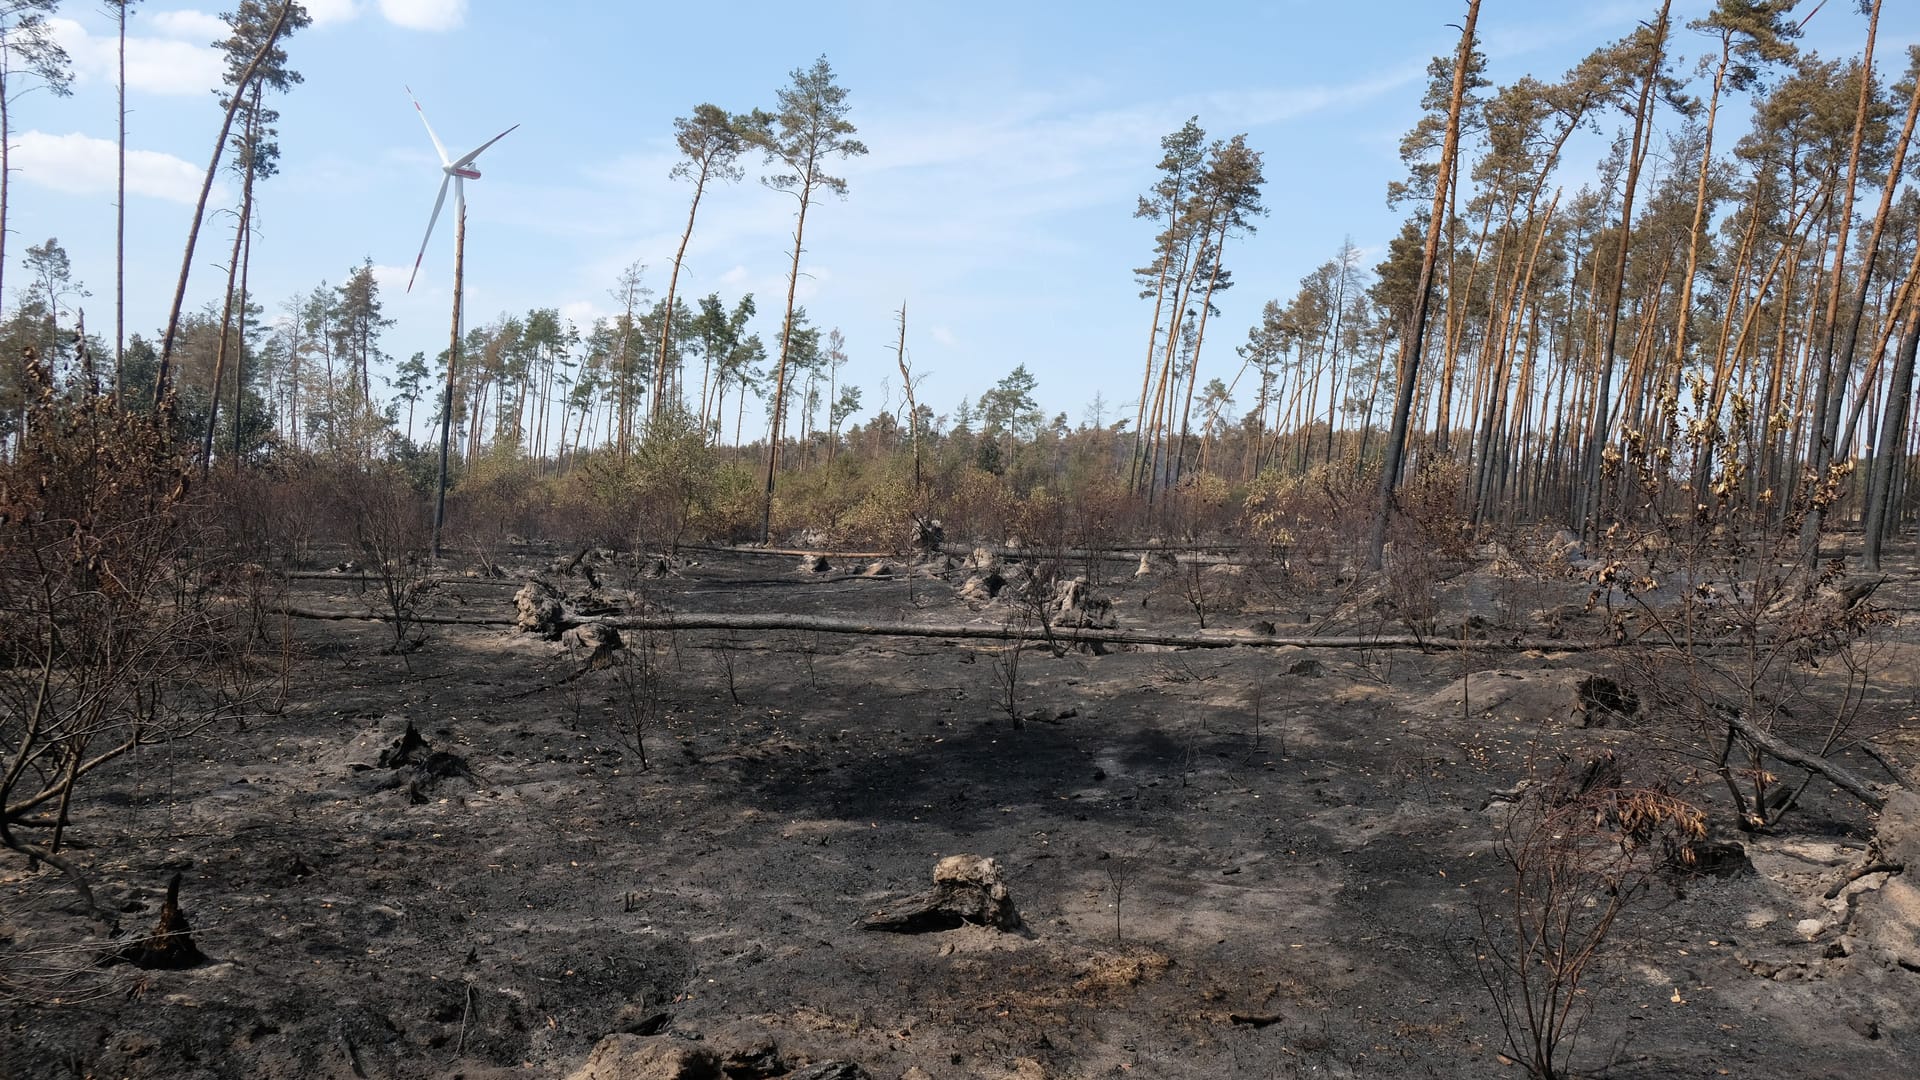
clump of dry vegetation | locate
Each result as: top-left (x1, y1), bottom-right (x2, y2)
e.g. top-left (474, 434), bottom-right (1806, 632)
top-left (1476, 755), bottom-right (1707, 1080)
top-left (1, 347), bottom-right (267, 922)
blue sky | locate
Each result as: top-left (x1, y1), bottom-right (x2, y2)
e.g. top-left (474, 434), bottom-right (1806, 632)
top-left (11, 0), bottom-right (1918, 439)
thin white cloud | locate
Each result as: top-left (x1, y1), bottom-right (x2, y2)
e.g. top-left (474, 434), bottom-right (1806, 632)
top-left (558, 299), bottom-right (602, 328)
top-left (13, 130), bottom-right (210, 205)
top-left (377, 0), bottom-right (467, 32)
top-left (930, 325), bottom-right (958, 348)
top-left (1201, 67), bottom-right (1426, 128)
top-left (792, 264), bottom-right (830, 306)
top-left (47, 16), bottom-right (225, 96)
top-left (368, 263), bottom-right (415, 294)
top-left (303, 0), bottom-right (363, 27)
top-left (146, 10), bottom-right (230, 43)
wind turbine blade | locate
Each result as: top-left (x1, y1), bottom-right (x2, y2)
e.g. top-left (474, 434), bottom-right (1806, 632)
top-left (407, 174), bottom-right (452, 293)
top-left (406, 85), bottom-right (451, 167)
top-left (452, 123), bottom-right (520, 170)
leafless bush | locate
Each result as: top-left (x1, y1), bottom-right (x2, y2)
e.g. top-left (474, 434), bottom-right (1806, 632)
top-left (612, 629), bottom-right (666, 771)
top-left (1101, 849), bottom-right (1145, 945)
top-left (1067, 473), bottom-right (1129, 583)
top-left (716, 630), bottom-right (744, 706)
top-left (1013, 488), bottom-right (1071, 593)
top-left (1594, 426), bottom-right (1894, 831)
top-left (1242, 678), bottom-right (1283, 758)
top-left (1485, 522), bottom-right (1583, 632)
top-left (1179, 562), bottom-right (1210, 629)
top-left (344, 466), bottom-right (436, 661)
top-left (992, 609), bottom-right (1032, 726)
top-left (1, 350), bottom-right (262, 922)
top-left (800, 632), bottom-right (823, 692)
top-left (1475, 763), bottom-right (1704, 1079)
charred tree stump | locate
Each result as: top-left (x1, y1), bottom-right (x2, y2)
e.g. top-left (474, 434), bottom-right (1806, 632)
top-left (111, 873), bottom-right (206, 970)
top-left (864, 855), bottom-right (1021, 933)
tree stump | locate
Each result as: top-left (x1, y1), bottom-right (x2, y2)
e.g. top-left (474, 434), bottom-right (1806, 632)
top-left (864, 854), bottom-right (1021, 933)
top-left (112, 873), bottom-right (206, 970)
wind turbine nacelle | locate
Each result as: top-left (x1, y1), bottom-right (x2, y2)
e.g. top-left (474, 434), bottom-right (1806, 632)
top-left (451, 166), bottom-right (482, 180)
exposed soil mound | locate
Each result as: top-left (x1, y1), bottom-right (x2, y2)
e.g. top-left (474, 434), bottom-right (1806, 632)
top-left (568, 1035), bottom-right (722, 1080)
top-left (1419, 667), bottom-right (1619, 725)
top-left (1846, 791), bottom-right (1920, 970)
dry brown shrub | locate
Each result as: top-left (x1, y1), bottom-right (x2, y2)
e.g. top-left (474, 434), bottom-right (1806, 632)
top-left (1240, 458), bottom-right (1378, 572)
top-left (1593, 425), bottom-right (1895, 830)
top-left (940, 467), bottom-right (1014, 544)
top-left (1, 350), bottom-right (265, 925)
top-left (1476, 759), bottom-right (1704, 1080)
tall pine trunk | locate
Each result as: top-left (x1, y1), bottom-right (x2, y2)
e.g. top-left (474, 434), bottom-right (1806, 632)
top-left (1803, 0), bottom-right (1881, 555)
top-left (762, 196), bottom-right (813, 544)
top-left (155, 0), bottom-right (295, 401)
top-left (1575, 0), bottom-right (1670, 538)
top-left (1369, 0), bottom-right (1480, 568)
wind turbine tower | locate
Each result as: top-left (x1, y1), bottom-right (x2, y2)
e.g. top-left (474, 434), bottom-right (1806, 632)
top-left (405, 87), bottom-right (516, 560)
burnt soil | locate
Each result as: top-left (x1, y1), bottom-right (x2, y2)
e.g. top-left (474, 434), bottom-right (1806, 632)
top-left (4, 542), bottom-right (1920, 1079)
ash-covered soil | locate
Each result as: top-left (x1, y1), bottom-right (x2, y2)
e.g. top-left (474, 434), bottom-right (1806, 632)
top-left (4, 542), bottom-right (1919, 1079)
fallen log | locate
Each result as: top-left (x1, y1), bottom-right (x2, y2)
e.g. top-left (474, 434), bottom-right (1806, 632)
top-left (1726, 711), bottom-right (1888, 812)
top-left (677, 542), bottom-right (900, 560)
top-left (864, 855), bottom-right (1022, 933)
top-left (279, 570), bottom-right (520, 586)
top-left (277, 606), bottom-right (512, 627)
top-left (274, 603), bottom-right (1604, 651)
top-left (1823, 860), bottom-right (1904, 900)
top-left (601, 613), bottom-right (1606, 651)
top-left (1861, 742), bottom-right (1919, 792)
top-left (676, 540), bottom-right (1253, 566)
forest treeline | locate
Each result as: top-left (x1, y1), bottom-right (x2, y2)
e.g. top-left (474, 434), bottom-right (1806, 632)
top-left (2, 0), bottom-right (1917, 567)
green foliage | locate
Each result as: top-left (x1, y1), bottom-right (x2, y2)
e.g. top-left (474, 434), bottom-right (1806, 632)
top-left (449, 435), bottom-right (548, 543)
top-left (630, 407), bottom-right (716, 550)
top-left (1241, 459), bottom-right (1378, 565)
top-left (740, 55), bottom-right (869, 201)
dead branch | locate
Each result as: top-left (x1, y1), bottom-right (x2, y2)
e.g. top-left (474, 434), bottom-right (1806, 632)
top-left (1861, 742), bottom-right (1919, 791)
top-left (1725, 711), bottom-right (1887, 811)
top-left (276, 606), bottom-right (505, 627)
top-left (276, 604), bottom-right (1606, 651)
top-left (1823, 861), bottom-right (1904, 900)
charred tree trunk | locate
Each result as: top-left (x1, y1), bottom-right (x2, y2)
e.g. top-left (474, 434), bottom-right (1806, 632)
top-left (1369, 0), bottom-right (1480, 569)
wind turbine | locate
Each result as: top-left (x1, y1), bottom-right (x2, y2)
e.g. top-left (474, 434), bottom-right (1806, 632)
top-left (405, 86), bottom-right (516, 561)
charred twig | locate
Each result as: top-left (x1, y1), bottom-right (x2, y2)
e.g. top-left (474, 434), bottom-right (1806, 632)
top-left (1824, 861), bottom-right (1905, 900)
